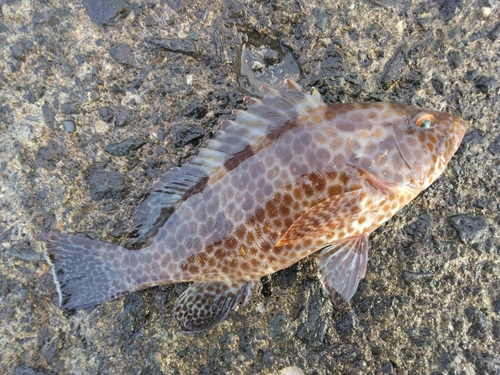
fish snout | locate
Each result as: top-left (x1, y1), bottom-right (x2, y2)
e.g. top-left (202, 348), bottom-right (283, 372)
top-left (438, 115), bottom-right (467, 163)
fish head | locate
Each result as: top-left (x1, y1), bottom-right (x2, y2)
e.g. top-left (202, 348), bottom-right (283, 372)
top-left (344, 103), bottom-right (467, 189)
top-left (400, 107), bottom-right (467, 188)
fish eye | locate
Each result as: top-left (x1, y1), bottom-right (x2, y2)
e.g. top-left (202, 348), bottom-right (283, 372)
top-left (413, 113), bottom-right (436, 129)
top-left (419, 119), bottom-right (433, 128)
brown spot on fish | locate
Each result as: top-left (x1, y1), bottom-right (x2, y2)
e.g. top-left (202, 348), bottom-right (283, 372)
top-left (265, 202), bottom-right (278, 218)
top-left (303, 182), bottom-right (314, 197)
top-left (303, 238), bottom-right (313, 248)
top-left (246, 232), bottom-right (255, 245)
top-left (235, 226), bottom-right (246, 240)
top-left (293, 187), bottom-right (303, 200)
top-left (279, 204), bottom-right (290, 216)
top-left (314, 132), bottom-right (327, 145)
top-left (260, 241), bottom-right (272, 252)
top-left (214, 248), bottom-right (225, 258)
top-left (189, 264), bottom-right (199, 274)
top-left (312, 113), bottom-right (323, 124)
top-left (328, 185), bottom-right (342, 196)
top-left (373, 128), bottom-right (384, 139)
top-left (282, 193), bottom-right (293, 206)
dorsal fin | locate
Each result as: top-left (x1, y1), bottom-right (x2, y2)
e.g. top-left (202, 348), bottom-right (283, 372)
top-left (124, 79), bottom-right (325, 248)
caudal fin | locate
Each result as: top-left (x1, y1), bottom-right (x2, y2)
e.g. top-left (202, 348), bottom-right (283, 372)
top-left (43, 231), bottom-right (131, 310)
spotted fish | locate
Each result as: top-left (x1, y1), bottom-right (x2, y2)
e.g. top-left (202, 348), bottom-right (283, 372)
top-left (43, 80), bottom-right (466, 332)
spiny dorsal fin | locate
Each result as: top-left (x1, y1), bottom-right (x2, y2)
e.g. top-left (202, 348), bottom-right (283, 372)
top-left (125, 79), bottom-right (325, 248)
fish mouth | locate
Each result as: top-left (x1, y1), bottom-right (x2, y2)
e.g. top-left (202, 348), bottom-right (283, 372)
top-left (438, 117), bottom-right (467, 164)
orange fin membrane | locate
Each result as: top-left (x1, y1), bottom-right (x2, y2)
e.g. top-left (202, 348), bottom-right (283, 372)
top-left (43, 232), bottom-right (130, 310)
top-left (277, 187), bottom-right (384, 246)
top-left (174, 280), bottom-right (258, 333)
top-left (317, 235), bottom-right (369, 305)
top-left (126, 80), bottom-right (324, 248)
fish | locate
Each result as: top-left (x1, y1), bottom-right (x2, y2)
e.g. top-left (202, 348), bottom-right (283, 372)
top-left (43, 79), bottom-right (467, 333)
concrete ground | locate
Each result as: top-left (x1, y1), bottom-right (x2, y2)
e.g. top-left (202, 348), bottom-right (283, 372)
top-left (1, 0), bottom-right (499, 374)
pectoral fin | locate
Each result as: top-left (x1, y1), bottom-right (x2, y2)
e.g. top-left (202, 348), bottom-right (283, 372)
top-left (174, 280), bottom-right (258, 333)
top-left (316, 234), bottom-right (369, 305)
top-left (276, 188), bottom-right (383, 246)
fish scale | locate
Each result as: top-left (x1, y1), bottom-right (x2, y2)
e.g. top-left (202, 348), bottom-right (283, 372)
top-left (43, 79), bottom-right (466, 333)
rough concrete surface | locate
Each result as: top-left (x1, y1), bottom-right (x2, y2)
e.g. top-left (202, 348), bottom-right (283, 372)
top-left (1, 0), bottom-right (499, 374)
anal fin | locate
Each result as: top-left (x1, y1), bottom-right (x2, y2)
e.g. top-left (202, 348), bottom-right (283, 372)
top-left (174, 280), bottom-right (258, 333)
top-left (317, 234), bottom-right (369, 305)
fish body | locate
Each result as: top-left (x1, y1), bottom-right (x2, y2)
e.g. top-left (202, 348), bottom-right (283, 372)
top-left (44, 80), bottom-right (466, 332)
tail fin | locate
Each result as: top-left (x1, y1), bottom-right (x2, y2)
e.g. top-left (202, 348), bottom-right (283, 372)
top-left (43, 231), bottom-right (131, 310)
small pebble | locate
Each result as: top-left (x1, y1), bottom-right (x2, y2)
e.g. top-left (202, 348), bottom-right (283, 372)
top-left (481, 7), bottom-right (492, 17)
top-left (62, 120), bottom-right (75, 133)
top-left (382, 362), bottom-right (394, 374)
top-left (95, 120), bottom-right (110, 134)
top-left (475, 75), bottom-right (499, 94)
top-left (280, 366), bottom-right (304, 375)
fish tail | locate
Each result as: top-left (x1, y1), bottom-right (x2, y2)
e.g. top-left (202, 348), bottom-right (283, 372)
top-left (43, 231), bottom-right (132, 310)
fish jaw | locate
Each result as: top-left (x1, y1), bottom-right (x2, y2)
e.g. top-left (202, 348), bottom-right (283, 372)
top-left (438, 114), bottom-right (467, 165)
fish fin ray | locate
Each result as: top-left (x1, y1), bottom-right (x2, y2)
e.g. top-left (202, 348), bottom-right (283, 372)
top-left (221, 79), bottom-right (324, 136)
top-left (276, 187), bottom-right (384, 246)
top-left (43, 232), bottom-right (131, 310)
top-left (174, 280), bottom-right (258, 333)
top-left (317, 234), bottom-right (369, 304)
top-left (248, 79), bottom-right (326, 133)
